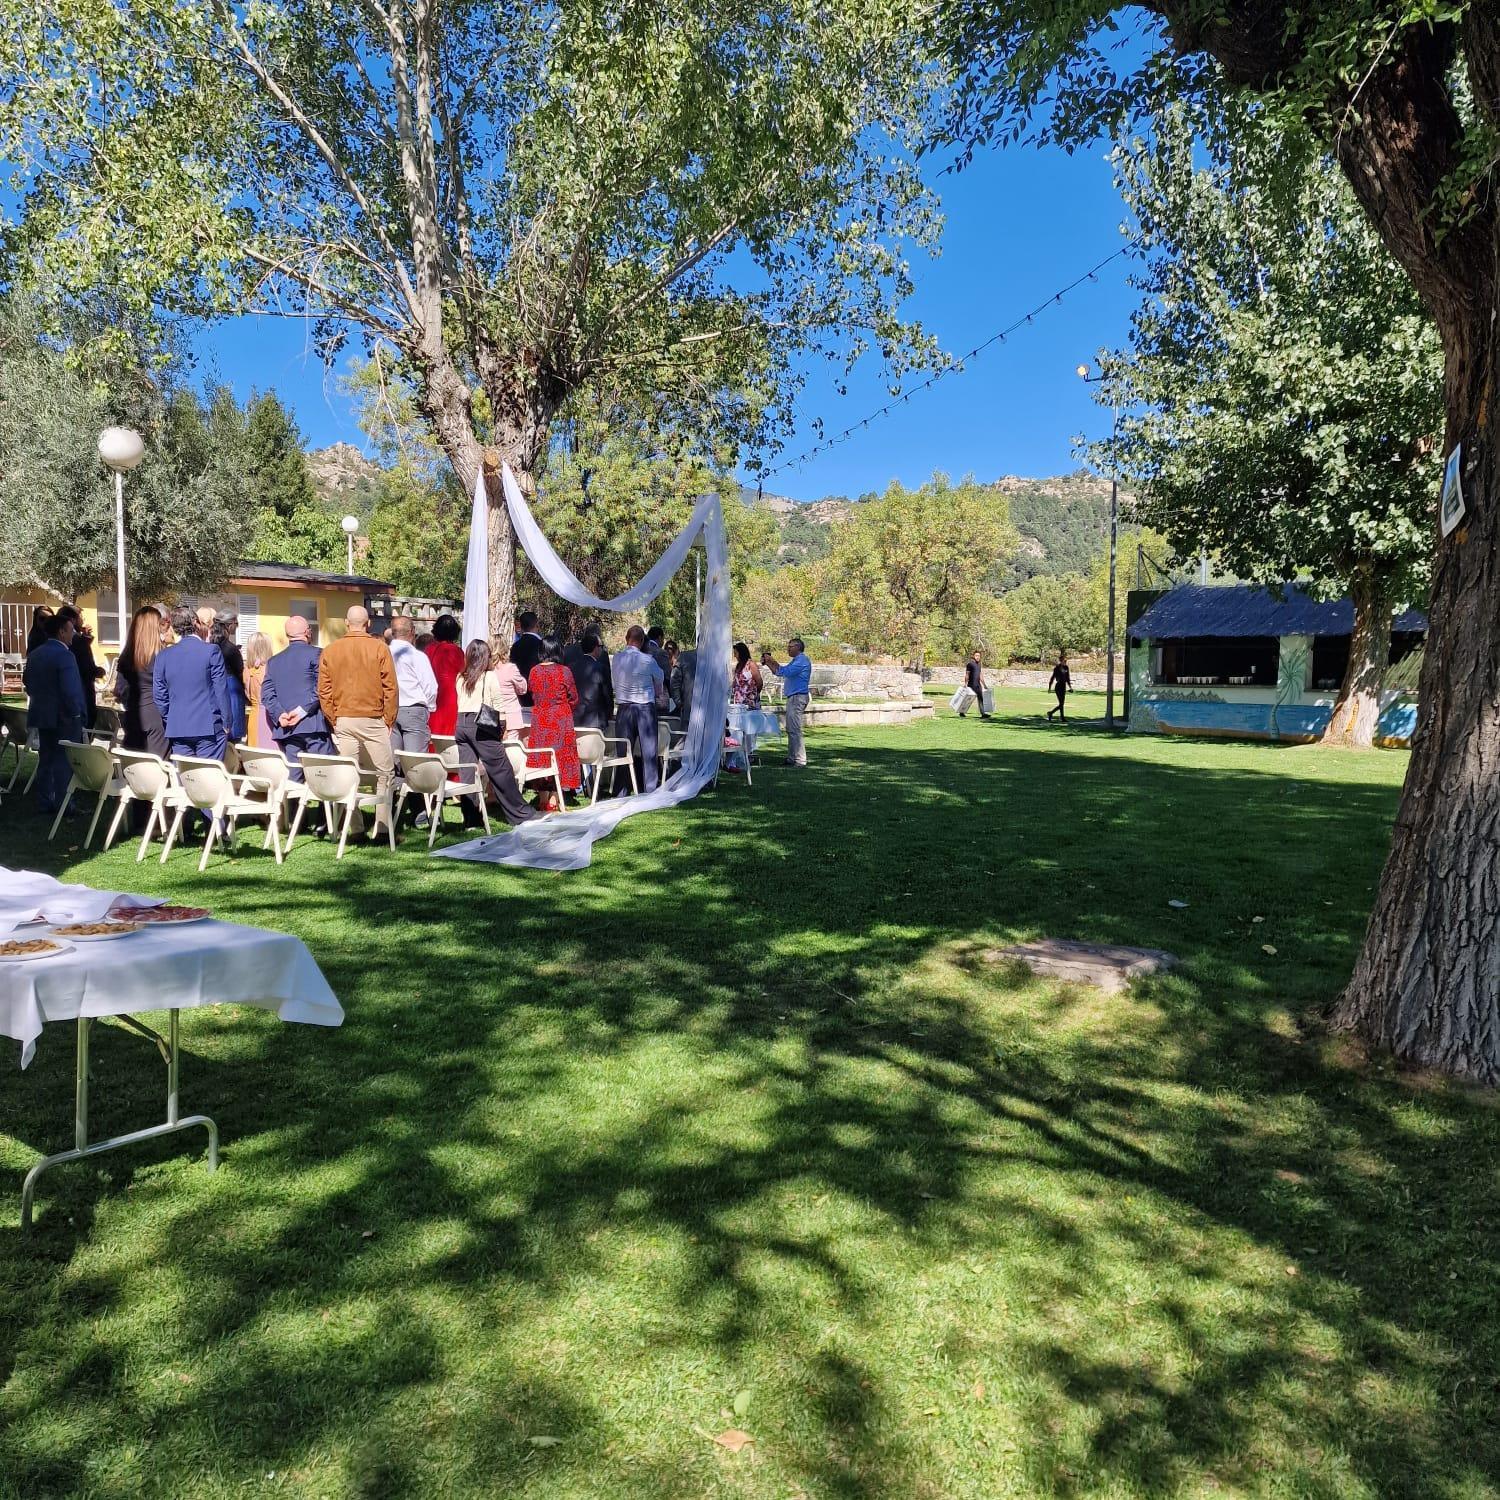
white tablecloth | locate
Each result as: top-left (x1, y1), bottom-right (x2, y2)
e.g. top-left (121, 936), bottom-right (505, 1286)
top-left (727, 706), bottom-right (782, 741)
top-left (3, 919), bottom-right (343, 1069)
top-left (0, 867), bottom-right (163, 936)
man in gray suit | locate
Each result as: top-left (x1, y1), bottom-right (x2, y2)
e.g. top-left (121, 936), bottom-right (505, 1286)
top-left (564, 629), bottom-right (615, 730)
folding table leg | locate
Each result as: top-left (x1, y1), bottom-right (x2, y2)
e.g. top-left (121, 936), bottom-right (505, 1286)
top-left (20, 1011), bottom-right (219, 1232)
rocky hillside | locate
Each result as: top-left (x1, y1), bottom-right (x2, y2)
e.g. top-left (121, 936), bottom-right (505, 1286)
top-left (307, 443), bottom-right (385, 506)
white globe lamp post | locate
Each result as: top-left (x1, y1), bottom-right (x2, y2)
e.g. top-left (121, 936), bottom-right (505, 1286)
top-left (341, 514), bottom-right (360, 574)
top-left (98, 426), bottom-right (145, 644)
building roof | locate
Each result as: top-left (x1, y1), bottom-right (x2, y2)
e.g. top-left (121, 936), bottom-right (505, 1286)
top-left (1130, 583), bottom-right (1427, 640)
top-left (231, 561), bottom-right (393, 593)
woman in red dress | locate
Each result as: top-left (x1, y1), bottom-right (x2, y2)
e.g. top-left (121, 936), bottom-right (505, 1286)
top-left (527, 637), bottom-right (581, 809)
top-left (424, 613), bottom-right (465, 738)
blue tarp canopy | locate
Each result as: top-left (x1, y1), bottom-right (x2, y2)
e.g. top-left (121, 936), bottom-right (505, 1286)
top-left (1129, 583), bottom-right (1428, 641)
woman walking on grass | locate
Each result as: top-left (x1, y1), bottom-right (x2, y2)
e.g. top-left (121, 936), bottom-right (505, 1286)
top-left (1047, 651), bottom-right (1072, 722)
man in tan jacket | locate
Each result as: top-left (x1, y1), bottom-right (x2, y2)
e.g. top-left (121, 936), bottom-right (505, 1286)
top-left (318, 605), bottom-right (399, 838)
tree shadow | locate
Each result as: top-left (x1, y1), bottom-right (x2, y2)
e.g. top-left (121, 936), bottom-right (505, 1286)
top-left (1, 722), bottom-right (1496, 1497)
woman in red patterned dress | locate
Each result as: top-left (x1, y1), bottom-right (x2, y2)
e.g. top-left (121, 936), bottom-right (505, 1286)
top-left (423, 613), bottom-right (465, 738)
top-left (527, 637), bottom-right (581, 810)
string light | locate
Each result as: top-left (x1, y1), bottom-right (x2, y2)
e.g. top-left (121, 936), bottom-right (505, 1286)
top-left (756, 242), bottom-right (1134, 482)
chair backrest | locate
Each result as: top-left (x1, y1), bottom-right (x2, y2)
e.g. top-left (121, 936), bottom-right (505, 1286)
top-left (235, 744), bottom-right (290, 792)
top-left (60, 739), bottom-right (116, 791)
top-left (173, 755), bottom-right (234, 811)
top-left (0, 703), bottom-right (27, 741)
top-left (397, 750), bottom-right (447, 794)
top-left (298, 752), bottom-right (361, 802)
top-left (115, 749), bottom-right (175, 800)
top-left (502, 739), bottom-right (529, 778)
top-left (576, 727), bottom-right (605, 765)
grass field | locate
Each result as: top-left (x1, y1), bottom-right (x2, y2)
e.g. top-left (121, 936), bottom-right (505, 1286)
top-left (2, 689), bottom-right (1498, 1499)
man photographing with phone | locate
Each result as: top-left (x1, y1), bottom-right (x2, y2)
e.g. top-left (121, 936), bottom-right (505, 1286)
top-left (761, 637), bottom-right (812, 768)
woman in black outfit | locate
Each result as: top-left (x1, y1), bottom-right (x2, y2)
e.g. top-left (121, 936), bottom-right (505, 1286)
top-left (25, 605), bottom-right (53, 654)
top-left (453, 639), bottom-right (539, 828)
top-left (1047, 651), bottom-right (1072, 722)
top-left (115, 606), bottom-right (171, 757)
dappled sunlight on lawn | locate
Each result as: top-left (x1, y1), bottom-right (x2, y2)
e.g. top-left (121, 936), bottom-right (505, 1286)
top-left (1, 690), bottom-right (1495, 1498)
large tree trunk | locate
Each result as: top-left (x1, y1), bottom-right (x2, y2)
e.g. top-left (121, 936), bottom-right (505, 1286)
top-left (1320, 566), bottom-right (1391, 749)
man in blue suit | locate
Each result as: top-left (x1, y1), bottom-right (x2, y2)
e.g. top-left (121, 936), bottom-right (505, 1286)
top-left (23, 613), bottom-right (86, 814)
top-left (261, 614), bottom-right (334, 776)
top-left (153, 605), bottom-right (232, 761)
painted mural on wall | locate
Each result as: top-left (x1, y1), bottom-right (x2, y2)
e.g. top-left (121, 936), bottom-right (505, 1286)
top-left (1127, 636), bottom-right (1416, 746)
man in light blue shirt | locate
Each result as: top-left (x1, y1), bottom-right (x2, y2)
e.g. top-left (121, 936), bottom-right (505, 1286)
top-left (761, 637), bottom-right (812, 767)
top-left (611, 625), bottom-right (666, 792)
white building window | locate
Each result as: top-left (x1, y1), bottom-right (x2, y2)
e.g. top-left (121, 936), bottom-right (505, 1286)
top-left (95, 589), bottom-right (125, 647)
top-left (288, 597), bottom-right (321, 645)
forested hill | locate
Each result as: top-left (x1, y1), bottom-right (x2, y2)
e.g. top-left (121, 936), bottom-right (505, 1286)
top-left (738, 471), bottom-right (1123, 577)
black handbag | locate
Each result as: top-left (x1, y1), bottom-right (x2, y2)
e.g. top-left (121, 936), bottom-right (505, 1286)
top-left (477, 701), bottom-right (501, 732)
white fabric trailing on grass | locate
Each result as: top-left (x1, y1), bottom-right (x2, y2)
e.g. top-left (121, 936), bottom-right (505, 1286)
top-left (433, 463), bottom-right (731, 870)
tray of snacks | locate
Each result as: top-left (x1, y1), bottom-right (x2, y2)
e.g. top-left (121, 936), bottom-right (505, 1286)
top-left (112, 905), bottom-right (211, 926)
top-left (0, 937), bottom-right (74, 962)
top-left (50, 921), bottom-right (142, 942)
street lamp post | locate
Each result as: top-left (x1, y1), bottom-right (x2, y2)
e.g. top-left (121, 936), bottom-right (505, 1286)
top-left (98, 427), bottom-right (145, 645)
top-left (1076, 364), bottom-right (1120, 729)
top-left (341, 514), bottom-right (360, 574)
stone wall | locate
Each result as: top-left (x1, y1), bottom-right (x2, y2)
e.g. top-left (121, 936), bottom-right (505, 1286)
top-left (923, 664), bottom-right (1114, 691)
top-left (798, 663), bottom-right (925, 701)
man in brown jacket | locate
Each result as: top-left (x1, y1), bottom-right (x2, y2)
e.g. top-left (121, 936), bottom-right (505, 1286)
top-left (318, 605), bottom-right (399, 839)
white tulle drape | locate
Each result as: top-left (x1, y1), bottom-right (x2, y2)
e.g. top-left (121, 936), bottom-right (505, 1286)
top-left (433, 464), bottom-right (731, 870)
top-left (460, 468), bottom-right (489, 648)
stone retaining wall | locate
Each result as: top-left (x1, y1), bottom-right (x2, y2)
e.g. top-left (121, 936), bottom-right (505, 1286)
top-left (807, 663), bottom-right (924, 702)
top-left (923, 664), bottom-right (1114, 691)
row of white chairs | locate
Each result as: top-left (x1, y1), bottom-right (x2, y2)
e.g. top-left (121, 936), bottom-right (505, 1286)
top-left (38, 724), bottom-right (648, 870)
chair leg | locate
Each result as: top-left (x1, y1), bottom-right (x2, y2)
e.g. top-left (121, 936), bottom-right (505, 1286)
top-left (137, 802), bottom-right (160, 863)
top-left (198, 815), bottom-right (219, 873)
top-left (268, 813), bottom-right (283, 865)
top-left (385, 795), bottom-right (396, 850)
top-left (628, 760), bottom-right (639, 794)
top-left (160, 805), bottom-right (185, 864)
top-left (336, 801), bottom-right (354, 860)
top-left (394, 787), bottom-right (408, 828)
top-left (590, 767), bottom-right (602, 807)
top-left (48, 777), bottom-right (78, 841)
top-left (286, 797), bottom-right (307, 852)
top-left (84, 784), bottom-right (110, 848)
top-left (427, 792), bottom-right (440, 850)
top-left (103, 795), bottom-right (130, 851)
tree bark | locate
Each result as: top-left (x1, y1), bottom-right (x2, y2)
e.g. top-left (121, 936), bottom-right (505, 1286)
top-left (1320, 566), bottom-right (1391, 749)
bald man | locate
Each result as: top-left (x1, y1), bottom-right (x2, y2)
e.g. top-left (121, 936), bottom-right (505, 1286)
top-left (262, 614), bottom-right (333, 782)
top-left (317, 605), bottom-right (399, 838)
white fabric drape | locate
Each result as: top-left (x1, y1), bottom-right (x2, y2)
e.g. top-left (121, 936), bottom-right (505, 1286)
top-left (461, 468), bottom-right (490, 647)
top-left (433, 463), bottom-right (731, 870)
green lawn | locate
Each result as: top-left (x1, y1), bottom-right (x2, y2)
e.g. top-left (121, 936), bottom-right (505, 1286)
top-left (2, 691), bottom-right (1497, 1499)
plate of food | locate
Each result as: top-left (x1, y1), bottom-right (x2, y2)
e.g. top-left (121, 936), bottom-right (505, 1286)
top-left (114, 905), bottom-right (211, 926)
top-left (0, 937), bottom-right (74, 962)
top-left (50, 921), bottom-right (141, 942)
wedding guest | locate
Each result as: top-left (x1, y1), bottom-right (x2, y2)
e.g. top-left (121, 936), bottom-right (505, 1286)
top-left (564, 629), bottom-right (614, 730)
top-left (664, 639), bottom-right (685, 715)
top-left (23, 613), bottom-right (85, 815)
top-left (389, 614), bottom-right (438, 756)
top-left (644, 625), bottom-right (672, 677)
top-left (731, 641), bottom-right (762, 709)
top-left (317, 605), bottom-right (398, 840)
top-left (116, 606), bottom-right (170, 757)
top-left (454, 639), bottom-right (536, 826)
top-left (527, 637), bottom-right (581, 811)
top-left (424, 612), bottom-right (465, 738)
top-left (761, 637), bottom-right (812, 767)
top-left (25, 605), bottom-right (53, 654)
top-left (509, 609), bottom-right (545, 704)
top-left (415, 631), bottom-right (434, 651)
top-left (612, 625), bottom-right (664, 792)
top-left (242, 631), bottom-right (276, 747)
top-left (261, 615), bottom-right (332, 776)
top-left (211, 610), bottom-right (246, 741)
top-left (154, 604), bottom-right (233, 761)
top-left (56, 605), bottom-right (104, 729)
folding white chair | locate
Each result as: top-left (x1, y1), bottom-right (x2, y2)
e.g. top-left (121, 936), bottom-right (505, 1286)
top-left (165, 755), bottom-right (283, 872)
top-left (503, 736), bottom-right (565, 808)
top-left (110, 750), bottom-right (193, 862)
top-left (575, 727), bottom-right (638, 804)
top-left (234, 743), bottom-right (313, 842)
top-left (0, 705), bottom-right (32, 792)
top-left (289, 752), bottom-right (395, 859)
top-left (49, 740), bottom-right (124, 846)
top-left (395, 750), bottom-right (489, 848)
top-left (659, 728), bottom-right (689, 782)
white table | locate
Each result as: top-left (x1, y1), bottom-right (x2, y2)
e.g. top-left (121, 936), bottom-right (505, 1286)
top-left (726, 706), bottom-right (783, 785)
top-left (4, 919), bottom-right (342, 1230)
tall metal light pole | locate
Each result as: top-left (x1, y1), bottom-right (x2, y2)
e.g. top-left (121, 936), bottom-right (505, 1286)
top-left (1076, 363), bottom-right (1120, 728)
top-left (98, 427), bottom-right (145, 644)
top-left (341, 514), bottom-right (360, 574)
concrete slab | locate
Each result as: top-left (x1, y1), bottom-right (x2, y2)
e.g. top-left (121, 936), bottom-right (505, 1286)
top-left (984, 939), bottom-right (1176, 994)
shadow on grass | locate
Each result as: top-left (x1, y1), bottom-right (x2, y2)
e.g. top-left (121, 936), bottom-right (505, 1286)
top-left (0, 722), bottom-right (1495, 1497)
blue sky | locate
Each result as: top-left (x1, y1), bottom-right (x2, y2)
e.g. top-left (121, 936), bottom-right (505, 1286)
top-left (194, 136), bottom-right (1139, 504)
